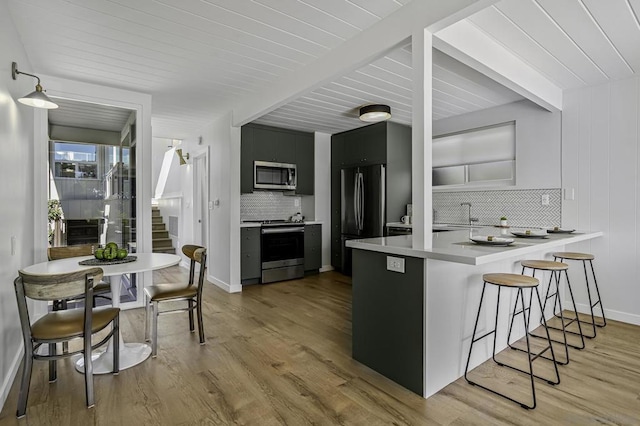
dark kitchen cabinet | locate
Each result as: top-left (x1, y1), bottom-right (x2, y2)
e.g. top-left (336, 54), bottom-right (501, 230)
top-left (251, 127), bottom-right (296, 164)
top-left (241, 123), bottom-right (314, 195)
top-left (241, 227), bottom-right (261, 284)
top-left (330, 135), bottom-right (344, 269)
top-left (304, 224), bottom-right (322, 272)
top-left (330, 122), bottom-right (412, 272)
top-left (295, 133), bottom-right (314, 195)
top-left (342, 122), bottom-right (386, 166)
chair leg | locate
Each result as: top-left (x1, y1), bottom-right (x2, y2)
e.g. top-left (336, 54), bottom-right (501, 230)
top-left (84, 334), bottom-right (95, 408)
top-left (196, 298), bottom-right (205, 345)
top-left (113, 315), bottom-right (120, 374)
top-left (152, 301), bottom-right (159, 358)
top-left (188, 299), bottom-right (195, 333)
top-left (48, 343), bottom-right (57, 382)
top-left (16, 348), bottom-right (33, 418)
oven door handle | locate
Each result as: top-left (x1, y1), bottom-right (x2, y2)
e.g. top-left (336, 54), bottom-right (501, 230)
top-left (261, 227), bottom-right (305, 234)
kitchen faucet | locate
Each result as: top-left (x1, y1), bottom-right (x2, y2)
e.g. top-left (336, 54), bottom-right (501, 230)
top-left (460, 202), bottom-right (479, 226)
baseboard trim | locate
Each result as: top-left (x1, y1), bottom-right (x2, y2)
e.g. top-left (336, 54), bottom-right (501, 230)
top-left (319, 265), bottom-right (334, 273)
top-left (1, 343), bottom-right (24, 413)
top-left (207, 274), bottom-right (242, 293)
top-left (575, 302), bottom-right (640, 326)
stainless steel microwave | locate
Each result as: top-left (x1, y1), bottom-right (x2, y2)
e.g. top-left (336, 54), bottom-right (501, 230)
top-left (254, 161), bottom-right (297, 190)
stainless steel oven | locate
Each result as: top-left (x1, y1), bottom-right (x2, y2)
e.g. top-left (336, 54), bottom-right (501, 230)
top-left (260, 222), bottom-right (305, 283)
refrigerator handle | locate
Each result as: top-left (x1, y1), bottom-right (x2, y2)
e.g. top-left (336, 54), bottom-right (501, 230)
top-left (353, 172), bottom-right (359, 231)
top-left (358, 172), bottom-right (365, 232)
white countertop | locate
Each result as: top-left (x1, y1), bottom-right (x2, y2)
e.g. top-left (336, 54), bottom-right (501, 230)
top-left (346, 228), bottom-right (603, 265)
top-left (386, 222), bottom-right (412, 229)
top-left (241, 220), bottom-right (322, 228)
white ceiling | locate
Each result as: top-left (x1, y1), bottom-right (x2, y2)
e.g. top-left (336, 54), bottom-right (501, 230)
top-left (7, 0), bottom-right (640, 138)
top-left (48, 98), bottom-right (133, 132)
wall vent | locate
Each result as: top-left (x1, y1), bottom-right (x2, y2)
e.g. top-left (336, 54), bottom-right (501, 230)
top-left (169, 216), bottom-right (179, 237)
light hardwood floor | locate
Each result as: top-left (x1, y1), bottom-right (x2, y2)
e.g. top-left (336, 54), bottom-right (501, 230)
top-left (1, 268), bottom-right (639, 425)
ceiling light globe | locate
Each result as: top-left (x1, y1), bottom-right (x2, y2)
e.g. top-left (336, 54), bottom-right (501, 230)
top-left (359, 104), bottom-right (391, 122)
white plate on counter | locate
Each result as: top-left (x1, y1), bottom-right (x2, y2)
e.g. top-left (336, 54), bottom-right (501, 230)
top-left (511, 230), bottom-right (548, 238)
top-left (470, 236), bottom-right (515, 246)
top-left (547, 228), bottom-right (575, 234)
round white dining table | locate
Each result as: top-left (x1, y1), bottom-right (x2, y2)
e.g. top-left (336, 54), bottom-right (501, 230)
top-left (21, 252), bottom-right (181, 374)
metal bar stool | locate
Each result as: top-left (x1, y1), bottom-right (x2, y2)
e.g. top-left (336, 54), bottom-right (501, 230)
top-left (552, 252), bottom-right (606, 338)
top-left (465, 273), bottom-right (560, 409)
top-left (508, 260), bottom-right (584, 366)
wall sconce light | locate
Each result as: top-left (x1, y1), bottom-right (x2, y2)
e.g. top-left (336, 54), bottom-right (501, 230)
top-left (176, 148), bottom-right (190, 165)
top-left (11, 62), bottom-right (58, 109)
top-left (359, 104), bottom-right (391, 122)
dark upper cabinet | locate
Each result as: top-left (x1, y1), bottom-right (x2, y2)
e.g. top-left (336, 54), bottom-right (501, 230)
top-left (240, 126), bottom-right (255, 194)
top-left (241, 123), bottom-right (314, 194)
top-left (252, 127), bottom-right (296, 164)
top-left (295, 132), bottom-right (314, 195)
top-left (342, 122), bottom-right (386, 166)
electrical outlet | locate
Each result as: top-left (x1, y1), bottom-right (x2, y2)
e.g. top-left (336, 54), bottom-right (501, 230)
top-left (386, 256), bottom-right (405, 273)
top-left (541, 194), bottom-right (550, 206)
top-left (294, 198), bottom-right (300, 207)
top-left (564, 188), bottom-right (575, 200)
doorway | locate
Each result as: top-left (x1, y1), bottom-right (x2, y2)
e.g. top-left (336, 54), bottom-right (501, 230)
top-left (47, 98), bottom-right (139, 304)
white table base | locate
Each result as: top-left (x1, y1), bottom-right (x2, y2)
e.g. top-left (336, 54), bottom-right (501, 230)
top-left (75, 336), bottom-right (151, 374)
top-left (75, 274), bottom-right (151, 374)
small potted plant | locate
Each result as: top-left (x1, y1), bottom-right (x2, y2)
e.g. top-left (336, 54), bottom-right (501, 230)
top-left (500, 216), bottom-right (508, 227)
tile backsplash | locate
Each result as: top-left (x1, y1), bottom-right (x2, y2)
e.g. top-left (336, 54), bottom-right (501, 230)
top-left (433, 189), bottom-right (561, 228)
top-left (241, 192), bottom-right (302, 221)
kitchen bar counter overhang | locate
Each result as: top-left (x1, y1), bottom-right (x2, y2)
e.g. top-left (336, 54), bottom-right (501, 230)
top-left (346, 228), bottom-right (603, 265)
top-left (347, 228), bottom-right (603, 399)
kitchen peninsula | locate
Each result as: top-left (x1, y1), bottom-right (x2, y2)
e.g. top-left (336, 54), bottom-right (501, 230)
top-left (347, 228), bottom-right (603, 397)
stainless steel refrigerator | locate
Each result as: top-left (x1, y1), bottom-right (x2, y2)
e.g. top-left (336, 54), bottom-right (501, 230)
top-left (341, 164), bottom-right (386, 274)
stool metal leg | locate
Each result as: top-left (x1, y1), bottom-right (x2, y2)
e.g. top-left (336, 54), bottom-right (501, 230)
top-left (542, 266), bottom-right (587, 346)
top-left (554, 257), bottom-right (606, 340)
top-left (511, 268), bottom-right (571, 365)
top-left (466, 282), bottom-right (559, 410)
top-left (465, 282), bottom-right (489, 384)
top-left (580, 259), bottom-right (607, 337)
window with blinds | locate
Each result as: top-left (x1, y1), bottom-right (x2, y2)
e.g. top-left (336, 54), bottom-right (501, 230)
top-left (432, 122), bottom-right (515, 187)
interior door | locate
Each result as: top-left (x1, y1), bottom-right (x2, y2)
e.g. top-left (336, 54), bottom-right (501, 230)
top-left (193, 154), bottom-right (208, 247)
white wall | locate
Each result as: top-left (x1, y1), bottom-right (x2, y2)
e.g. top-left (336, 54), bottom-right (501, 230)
top-left (151, 137), bottom-right (173, 195)
top-left (0, 1), bottom-right (36, 409)
top-left (182, 113), bottom-right (241, 293)
top-left (433, 99), bottom-right (562, 190)
top-left (562, 75), bottom-right (640, 325)
top-left (314, 132), bottom-right (332, 270)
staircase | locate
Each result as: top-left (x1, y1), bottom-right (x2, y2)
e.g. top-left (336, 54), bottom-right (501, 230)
top-left (152, 206), bottom-right (176, 254)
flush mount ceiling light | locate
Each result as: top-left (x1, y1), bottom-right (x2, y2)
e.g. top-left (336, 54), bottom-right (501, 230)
top-left (359, 104), bottom-right (391, 122)
top-left (176, 148), bottom-right (190, 165)
top-left (11, 61), bottom-right (58, 109)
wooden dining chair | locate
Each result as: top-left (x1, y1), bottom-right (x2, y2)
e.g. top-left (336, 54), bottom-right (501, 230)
top-left (14, 268), bottom-right (120, 418)
top-left (144, 245), bottom-right (207, 357)
top-left (47, 244), bottom-right (112, 308)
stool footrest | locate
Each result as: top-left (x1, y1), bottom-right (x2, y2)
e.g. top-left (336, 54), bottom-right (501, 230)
top-left (494, 359), bottom-right (560, 385)
top-left (471, 329), bottom-right (496, 344)
top-left (465, 378), bottom-right (536, 410)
